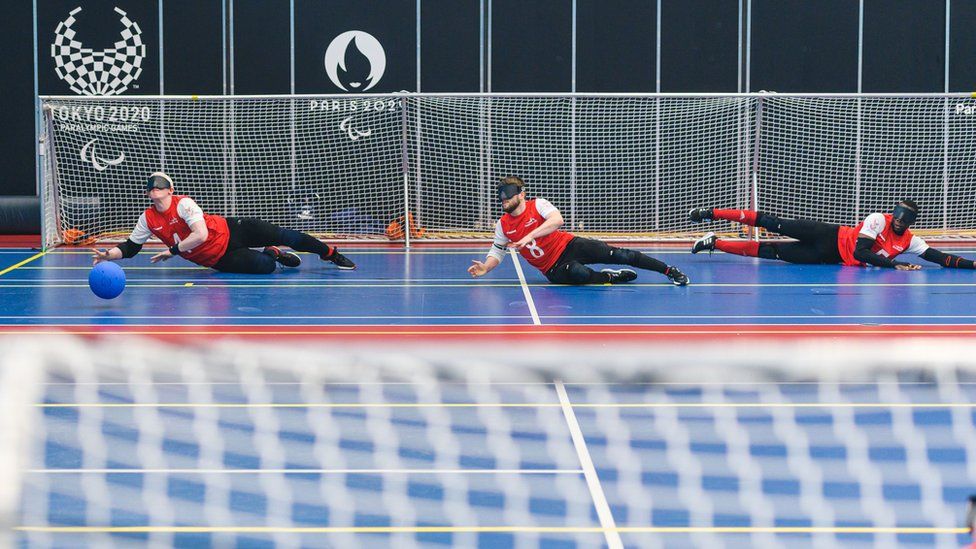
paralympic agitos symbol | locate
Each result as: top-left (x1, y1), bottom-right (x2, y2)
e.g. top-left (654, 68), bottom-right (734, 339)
top-left (81, 139), bottom-right (125, 171)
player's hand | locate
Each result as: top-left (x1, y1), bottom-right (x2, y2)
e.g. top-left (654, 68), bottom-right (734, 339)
top-left (150, 250), bottom-right (174, 263)
top-left (508, 236), bottom-right (533, 250)
top-left (91, 248), bottom-right (112, 266)
top-left (895, 263), bottom-right (921, 271)
top-left (468, 260), bottom-right (488, 277)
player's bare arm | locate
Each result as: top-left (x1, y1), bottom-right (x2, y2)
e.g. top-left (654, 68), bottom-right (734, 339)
top-left (91, 247), bottom-right (122, 265)
top-left (151, 220), bottom-right (208, 263)
top-left (509, 210), bottom-right (564, 250)
top-left (468, 256), bottom-right (501, 277)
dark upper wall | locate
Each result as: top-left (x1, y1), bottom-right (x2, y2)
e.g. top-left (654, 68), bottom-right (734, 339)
top-left (2, 1), bottom-right (43, 199)
top-left (4, 0), bottom-right (971, 197)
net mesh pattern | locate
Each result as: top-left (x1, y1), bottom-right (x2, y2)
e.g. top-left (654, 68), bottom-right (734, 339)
top-left (4, 336), bottom-right (976, 548)
top-left (40, 94), bottom-right (976, 247)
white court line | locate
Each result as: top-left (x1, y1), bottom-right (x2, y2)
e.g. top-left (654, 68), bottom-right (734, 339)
top-left (0, 277), bottom-right (505, 283)
top-left (35, 402), bottom-right (976, 408)
top-left (28, 468), bottom-right (584, 475)
top-left (510, 249), bottom-right (541, 325)
top-left (555, 381), bottom-right (622, 549)
top-left (3, 314), bottom-right (975, 321)
top-left (5, 280), bottom-right (976, 288)
top-left (0, 315), bottom-right (531, 319)
top-left (38, 381), bottom-right (976, 386)
top-left (542, 314), bottom-right (976, 319)
top-left (0, 282), bottom-right (525, 287)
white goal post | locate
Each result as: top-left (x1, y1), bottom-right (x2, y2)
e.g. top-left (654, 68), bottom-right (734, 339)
top-left (38, 92), bottom-right (976, 248)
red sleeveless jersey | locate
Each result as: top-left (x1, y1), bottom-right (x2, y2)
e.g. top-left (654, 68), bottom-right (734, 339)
top-left (144, 195), bottom-right (230, 267)
top-left (836, 213), bottom-right (915, 266)
top-left (499, 199), bottom-right (574, 272)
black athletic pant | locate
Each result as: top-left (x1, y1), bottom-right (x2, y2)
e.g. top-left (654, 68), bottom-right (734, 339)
top-left (211, 217), bottom-right (333, 274)
top-left (755, 213), bottom-right (843, 264)
top-left (545, 237), bottom-right (668, 284)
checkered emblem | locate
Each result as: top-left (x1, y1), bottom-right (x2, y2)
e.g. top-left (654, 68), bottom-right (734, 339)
top-left (51, 6), bottom-right (146, 96)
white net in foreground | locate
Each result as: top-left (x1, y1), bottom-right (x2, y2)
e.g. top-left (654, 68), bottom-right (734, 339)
top-left (39, 93), bottom-right (976, 248)
top-left (6, 335), bottom-right (976, 548)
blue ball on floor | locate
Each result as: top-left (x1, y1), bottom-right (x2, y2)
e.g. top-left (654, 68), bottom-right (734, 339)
top-left (89, 262), bottom-right (126, 299)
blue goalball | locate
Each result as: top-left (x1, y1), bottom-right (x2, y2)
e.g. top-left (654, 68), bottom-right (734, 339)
top-left (89, 262), bottom-right (126, 300)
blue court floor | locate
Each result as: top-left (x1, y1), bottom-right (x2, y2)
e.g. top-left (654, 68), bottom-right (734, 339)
top-left (1, 245), bottom-right (975, 327)
top-left (6, 245), bottom-right (976, 548)
top-left (18, 357), bottom-right (976, 548)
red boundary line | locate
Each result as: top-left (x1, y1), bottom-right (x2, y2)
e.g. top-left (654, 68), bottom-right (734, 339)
top-left (0, 235), bottom-right (41, 248)
top-left (1, 324), bottom-right (975, 341)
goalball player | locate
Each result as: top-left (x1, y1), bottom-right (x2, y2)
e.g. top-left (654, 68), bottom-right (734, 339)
top-left (468, 176), bottom-right (689, 285)
top-left (688, 200), bottom-right (976, 270)
top-left (91, 172), bottom-right (356, 273)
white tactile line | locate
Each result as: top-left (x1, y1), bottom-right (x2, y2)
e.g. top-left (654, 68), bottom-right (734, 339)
top-left (554, 381), bottom-right (622, 549)
top-left (510, 249), bottom-right (541, 325)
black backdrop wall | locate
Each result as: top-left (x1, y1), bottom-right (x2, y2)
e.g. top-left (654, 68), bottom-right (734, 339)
top-left (1, 0), bottom-right (973, 203)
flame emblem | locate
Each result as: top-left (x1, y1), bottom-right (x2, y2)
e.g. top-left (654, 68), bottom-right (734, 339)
top-left (324, 31), bottom-right (386, 92)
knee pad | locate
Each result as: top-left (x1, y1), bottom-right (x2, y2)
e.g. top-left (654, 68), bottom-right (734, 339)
top-left (258, 253), bottom-right (278, 274)
top-left (758, 244), bottom-right (779, 260)
top-left (756, 212), bottom-right (782, 232)
top-left (613, 247), bottom-right (640, 264)
top-left (564, 261), bottom-right (593, 284)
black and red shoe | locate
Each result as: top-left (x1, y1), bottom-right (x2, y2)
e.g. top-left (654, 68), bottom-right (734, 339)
top-left (601, 268), bottom-right (637, 283)
top-left (688, 207), bottom-right (714, 223)
top-left (323, 249), bottom-right (356, 270)
top-left (263, 246), bottom-right (302, 268)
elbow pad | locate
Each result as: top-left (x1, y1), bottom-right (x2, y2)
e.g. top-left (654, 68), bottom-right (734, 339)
top-left (115, 239), bottom-right (143, 259)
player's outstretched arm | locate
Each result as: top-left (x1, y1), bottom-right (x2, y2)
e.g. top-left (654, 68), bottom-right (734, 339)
top-left (150, 220), bottom-right (209, 263)
top-left (91, 240), bottom-right (143, 265)
top-left (96, 214), bottom-right (151, 265)
top-left (469, 256), bottom-right (501, 277)
top-left (510, 210), bottom-right (564, 250)
top-left (91, 247), bottom-right (120, 265)
top-left (920, 247), bottom-right (976, 269)
top-left (853, 237), bottom-right (919, 269)
top-left (472, 220), bottom-right (508, 277)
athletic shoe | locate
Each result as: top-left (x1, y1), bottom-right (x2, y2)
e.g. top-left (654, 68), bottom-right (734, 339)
top-left (665, 266), bottom-right (690, 286)
top-left (689, 207), bottom-right (714, 223)
top-left (324, 249), bottom-right (356, 270)
top-left (601, 268), bottom-right (637, 283)
top-left (691, 232), bottom-right (717, 254)
top-left (263, 246), bottom-right (301, 268)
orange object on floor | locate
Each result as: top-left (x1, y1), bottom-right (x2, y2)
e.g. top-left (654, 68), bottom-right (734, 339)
top-left (62, 228), bottom-right (96, 246)
top-left (385, 213), bottom-right (425, 240)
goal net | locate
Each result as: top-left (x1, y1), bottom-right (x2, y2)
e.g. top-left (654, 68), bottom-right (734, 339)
top-left (39, 93), bottom-right (976, 248)
top-left (5, 335), bottom-right (976, 548)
